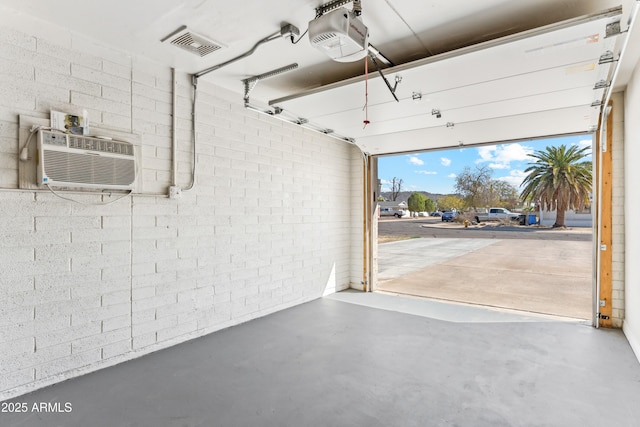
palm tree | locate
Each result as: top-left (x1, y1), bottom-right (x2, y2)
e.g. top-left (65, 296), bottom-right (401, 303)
top-left (520, 145), bottom-right (592, 228)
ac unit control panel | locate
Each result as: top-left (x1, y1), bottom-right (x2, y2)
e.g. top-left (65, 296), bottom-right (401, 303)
top-left (41, 131), bottom-right (134, 156)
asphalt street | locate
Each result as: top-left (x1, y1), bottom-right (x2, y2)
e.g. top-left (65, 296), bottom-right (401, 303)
top-left (378, 217), bottom-right (592, 241)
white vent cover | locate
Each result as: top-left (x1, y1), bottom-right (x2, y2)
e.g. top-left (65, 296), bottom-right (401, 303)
top-left (162, 26), bottom-right (224, 57)
top-left (37, 130), bottom-right (136, 190)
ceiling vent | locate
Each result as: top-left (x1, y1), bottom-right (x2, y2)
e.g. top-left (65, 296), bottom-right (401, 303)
top-left (161, 26), bottom-right (224, 57)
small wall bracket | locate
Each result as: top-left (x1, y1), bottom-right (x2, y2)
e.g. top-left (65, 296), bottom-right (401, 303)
top-left (605, 21), bottom-right (621, 38)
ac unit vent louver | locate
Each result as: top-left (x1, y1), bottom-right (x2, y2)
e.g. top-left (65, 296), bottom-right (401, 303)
top-left (37, 130), bottom-right (136, 190)
top-left (311, 32), bottom-right (339, 44)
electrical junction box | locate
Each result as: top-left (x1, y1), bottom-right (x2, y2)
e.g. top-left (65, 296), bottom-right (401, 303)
top-left (308, 7), bottom-right (369, 62)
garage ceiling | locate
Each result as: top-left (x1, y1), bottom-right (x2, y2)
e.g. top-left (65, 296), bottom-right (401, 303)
top-left (271, 9), bottom-right (622, 154)
top-left (0, 0), bottom-right (636, 155)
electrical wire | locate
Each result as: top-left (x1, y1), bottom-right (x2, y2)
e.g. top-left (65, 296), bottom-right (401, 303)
top-left (19, 126), bottom-right (60, 161)
top-left (363, 56), bottom-right (370, 128)
top-left (292, 28), bottom-right (309, 44)
top-left (45, 184), bottom-right (132, 205)
top-left (182, 80), bottom-right (198, 192)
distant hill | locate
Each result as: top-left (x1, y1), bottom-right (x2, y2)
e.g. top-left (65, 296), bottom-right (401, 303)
top-left (380, 191), bottom-right (456, 204)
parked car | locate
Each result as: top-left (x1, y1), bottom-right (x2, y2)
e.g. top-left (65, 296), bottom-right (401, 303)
top-left (430, 211), bottom-right (442, 217)
top-left (418, 212), bottom-right (429, 217)
top-left (474, 207), bottom-right (520, 223)
top-left (441, 211), bottom-right (458, 222)
top-left (380, 207), bottom-right (407, 218)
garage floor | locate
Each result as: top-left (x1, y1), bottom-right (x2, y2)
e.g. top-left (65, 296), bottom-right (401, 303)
top-left (2, 293), bottom-right (639, 427)
top-left (377, 238), bottom-right (592, 319)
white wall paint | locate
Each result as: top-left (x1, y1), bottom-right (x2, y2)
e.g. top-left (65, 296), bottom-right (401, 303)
top-left (0, 20), bottom-right (363, 398)
top-left (623, 59), bottom-right (640, 361)
top-left (537, 210), bottom-right (593, 228)
top-left (611, 92), bottom-right (625, 328)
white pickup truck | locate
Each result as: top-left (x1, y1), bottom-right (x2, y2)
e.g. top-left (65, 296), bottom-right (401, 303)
top-left (379, 207), bottom-right (409, 218)
top-left (474, 208), bottom-right (520, 223)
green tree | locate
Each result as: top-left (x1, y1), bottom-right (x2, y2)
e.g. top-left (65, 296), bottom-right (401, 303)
top-left (519, 145), bottom-right (592, 228)
top-left (407, 192), bottom-right (427, 213)
top-left (437, 195), bottom-right (465, 211)
top-left (424, 197), bottom-right (436, 213)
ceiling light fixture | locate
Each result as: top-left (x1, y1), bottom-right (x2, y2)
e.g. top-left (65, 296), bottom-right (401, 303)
top-left (432, 109), bottom-right (441, 118)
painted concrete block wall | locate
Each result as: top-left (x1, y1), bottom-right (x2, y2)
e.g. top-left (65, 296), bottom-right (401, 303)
top-left (623, 59), bottom-right (640, 362)
top-left (0, 14), bottom-right (363, 399)
top-left (610, 92), bottom-right (625, 328)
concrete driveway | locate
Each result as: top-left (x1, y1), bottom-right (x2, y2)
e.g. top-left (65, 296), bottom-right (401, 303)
top-left (376, 237), bottom-right (592, 320)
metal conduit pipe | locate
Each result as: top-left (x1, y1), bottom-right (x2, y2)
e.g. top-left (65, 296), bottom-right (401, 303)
top-left (171, 67), bottom-right (177, 187)
top-left (363, 153), bottom-right (369, 291)
top-left (595, 104), bottom-right (611, 327)
top-left (595, 0), bottom-right (640, 328)
top-left (194, 24), bottom-right (298, 80)
top-left (195, 31), bottom-right (280, 79)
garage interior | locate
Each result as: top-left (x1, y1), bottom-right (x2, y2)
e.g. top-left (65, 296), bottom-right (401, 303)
top-left (1, 0), bottom-right (640, 425)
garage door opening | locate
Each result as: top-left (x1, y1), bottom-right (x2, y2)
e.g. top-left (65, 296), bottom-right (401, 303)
top-left (373, 135), bottom-right (594, 321)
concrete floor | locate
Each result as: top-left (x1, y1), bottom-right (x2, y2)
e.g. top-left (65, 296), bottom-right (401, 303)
top-left (2, 292), bottom-right (640, 427)
top-left (377, 238), bottom-right (592, 319)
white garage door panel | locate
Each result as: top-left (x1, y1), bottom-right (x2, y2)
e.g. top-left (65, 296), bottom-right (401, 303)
top-left (270, 8), bottom-right (620, 155)
top-left (301, 67), bottom-right (604, 132)
top-left (306, 85), bottom-right (602, 140)
top-left (357, 107), bottom-right (595, 154)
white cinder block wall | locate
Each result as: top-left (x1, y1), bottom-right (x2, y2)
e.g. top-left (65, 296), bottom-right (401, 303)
top-left (611, 91), bottom-right (625, 328)
top-left (0, 13), bottom-right (364, 399)
top-left (623, 57), bottom-right (640, 362)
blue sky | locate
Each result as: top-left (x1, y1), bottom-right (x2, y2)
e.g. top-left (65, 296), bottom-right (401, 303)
top-left (378, 134), bottom-right (593, 195)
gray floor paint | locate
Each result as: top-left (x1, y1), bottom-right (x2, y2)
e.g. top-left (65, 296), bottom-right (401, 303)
top-left (328, 290), bottom-right (589, 323)
top-left (2, 292), bottom-right (639, 427)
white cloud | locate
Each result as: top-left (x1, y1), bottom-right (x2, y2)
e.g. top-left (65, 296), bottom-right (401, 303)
top-left (415, 170), bottom-right (437, 175)
top-left (572, 139), bottom-right (593, 159)
top-left (497, 170), bottom-right (527, 187)
top-left (488, 162), bottom-right (510, 170)
top-left (379, 179), bottom-right (391, 192)
top-left (408, 156), bottom-right (424, 166)
top-left (440, 157), bottom-right (451, 166)
top-left (447, 173), bottom-right (457, 178)
top-left (477, 145), bottom-right (496, 162)
top-left (476, 143), bottom-right (533, 169)
top-left (575, 139), bottom-right (592, 149)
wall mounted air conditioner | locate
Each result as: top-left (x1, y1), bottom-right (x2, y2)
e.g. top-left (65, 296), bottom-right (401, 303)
top-left (308, 7), bottom-right (369, 62)
top-left (37, 130), bottom-right (136, 190)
